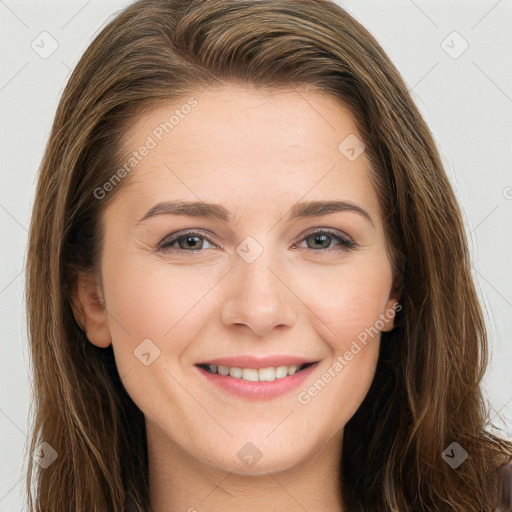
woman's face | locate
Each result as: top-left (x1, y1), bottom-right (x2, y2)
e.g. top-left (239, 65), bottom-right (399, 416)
top-left (79, 84), bottom-right (399, 475)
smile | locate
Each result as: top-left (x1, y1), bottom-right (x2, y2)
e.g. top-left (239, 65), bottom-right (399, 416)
top-left (198, 362), bottom-right (314, 382)
top-left (195, 361), bottom-right (319, 401)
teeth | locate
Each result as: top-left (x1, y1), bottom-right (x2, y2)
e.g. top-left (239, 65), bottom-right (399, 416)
top-left (229, 367), bottom-right (242, 378)
top-left (218, 365), bottom-right (229, 376)
top-left (203, 363), bottom-right (306, 381)
top-left (258, 367), bottom-right (275, 381)
top-left (242, 368), bottom-right (259, 381)
top-left (275, 366), bottom-right (289, 379)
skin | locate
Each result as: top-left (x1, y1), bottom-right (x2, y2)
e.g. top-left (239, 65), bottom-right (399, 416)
top-left (76, 84), bottom-right (400, 512)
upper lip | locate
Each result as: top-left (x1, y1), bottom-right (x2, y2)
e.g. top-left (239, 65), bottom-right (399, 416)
top-left (196, 355), bottom-right (317, 369)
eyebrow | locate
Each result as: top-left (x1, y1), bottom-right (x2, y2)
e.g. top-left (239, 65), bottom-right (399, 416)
top-left (136, 199), bottom-right (374, 227)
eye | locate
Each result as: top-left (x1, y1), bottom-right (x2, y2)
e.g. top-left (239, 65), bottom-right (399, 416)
top-left (292, 229), bottom-right (357, 253)
top-left (158, 230), bottom-right (217, 253)
top-left (157, 228), bottom-right (357, 255)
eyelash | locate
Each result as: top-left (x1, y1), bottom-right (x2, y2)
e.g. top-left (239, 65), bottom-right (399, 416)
top-left (157, 229), bottom-right (357, 255)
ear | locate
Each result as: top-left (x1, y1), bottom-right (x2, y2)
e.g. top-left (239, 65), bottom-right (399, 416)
top-left (380, 279), bottom-right (402, 333)
top-left (71, 270), bottom-right (111, 348)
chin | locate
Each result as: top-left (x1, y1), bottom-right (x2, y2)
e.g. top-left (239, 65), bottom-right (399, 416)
top-left (191, 435), bottom-right (315, 476)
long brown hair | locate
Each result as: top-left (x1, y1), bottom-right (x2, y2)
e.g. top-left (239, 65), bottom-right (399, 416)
top-left (25, 0), bottom-right (512, 510)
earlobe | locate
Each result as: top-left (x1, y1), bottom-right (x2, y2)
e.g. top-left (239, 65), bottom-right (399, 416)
top-left (381, 282), bottom-right (402, 333)
top-left (380, 298), bottom-right (399, 333)
top-left (71, 271), bottom-right (112, 348)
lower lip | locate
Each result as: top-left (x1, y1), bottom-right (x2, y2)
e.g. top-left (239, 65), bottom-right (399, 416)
top-left (195, 363), bottom-right (318, 401)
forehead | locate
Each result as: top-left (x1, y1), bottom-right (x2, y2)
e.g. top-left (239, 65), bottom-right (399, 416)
top-left (111, 84), bottom-right (380, 225)
top-left (123, 84), bottom-right (361, 159)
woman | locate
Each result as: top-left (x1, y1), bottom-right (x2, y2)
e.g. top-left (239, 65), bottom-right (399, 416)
top-left (25, 0), bottom-right (512, 510)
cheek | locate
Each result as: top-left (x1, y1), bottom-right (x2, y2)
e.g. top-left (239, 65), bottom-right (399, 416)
top-left (293, 266), bottom-right (389, 423)
top-left (101, 255), bottom-right (224, 365)
top-left (295, 259), bottom-right (393, 351)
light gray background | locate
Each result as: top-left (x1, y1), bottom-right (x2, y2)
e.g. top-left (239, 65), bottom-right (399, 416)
top-left (1, 0), bottom-right (511, 509)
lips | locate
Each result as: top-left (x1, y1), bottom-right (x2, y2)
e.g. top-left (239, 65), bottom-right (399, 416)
top-left (195, 359), bottom-right (319, 401)
top-left (196, 355), bottom-right (316, 369)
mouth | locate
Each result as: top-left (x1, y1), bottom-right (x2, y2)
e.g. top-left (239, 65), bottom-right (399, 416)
top-left (195, 359), bottom-right (319, 401)
top-left (196, 362), bottom-right (316, 382)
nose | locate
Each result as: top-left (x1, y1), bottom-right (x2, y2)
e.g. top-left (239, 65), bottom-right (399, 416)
top-left (220, 247), bottom-right (298, 338)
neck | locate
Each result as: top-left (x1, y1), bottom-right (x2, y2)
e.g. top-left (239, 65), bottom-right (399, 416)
top-left (146, 422), bottom-right (345, 512)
